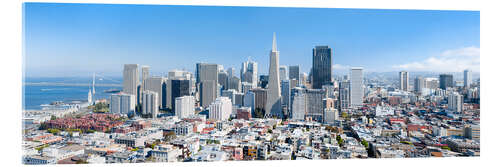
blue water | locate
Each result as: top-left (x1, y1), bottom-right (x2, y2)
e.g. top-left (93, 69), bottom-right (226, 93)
top-left (23, 77), bottom-right (122, 110)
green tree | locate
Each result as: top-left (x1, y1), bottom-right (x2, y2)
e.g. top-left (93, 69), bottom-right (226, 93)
top-left (47, 128), bottom-right (60, 135)
top-left (336, 135), bottom-right (344, 146)
top-left (341, 112), bottom-right (348, 119)
top-left (361, 139), bottom-right (369, 148)
top-left (50, 115), bottom-right (57, 120)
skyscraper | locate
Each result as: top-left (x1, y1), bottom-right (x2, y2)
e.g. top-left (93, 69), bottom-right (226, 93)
top-left (218, 71), bottom-right (229, 90)
top-left (305, 89), bottom-right (325, 121)
top-left (350, 67), bottom-right (364, 106)
top-left (170, 79), bottom-right (190, 111)
top-left (439, 74), bottom-right (454, 90)
top-left (414, 76), bottom-right (424, 94)
top-left (196, 63), bottom-right (219, 108)
top-left (399, 71), bottom-right (409, 91)
top-left (142, 90), bottom-right (159, 118)
top-left (243, 91), bottom-right (255, 112)
top-left (290, 87), bottom-right (306, 120)
top-left (289, 65), bottom-right (300, 82)
top-left (175, 96), bottom-right (195, 119)
top-left (266, 33), bottom-right (282, 118)
top-left (281, 80), bottom-right (291, 116)
top-left (279, 65), bottom-right (288, 82)
top-left (464, 69), bottom-right (472, 88)
top-left (140, 66), bottom-right (150, 104)
top-left (241, 59), bottom-right (258, 88)
top-left (196, 63), bottom-right (219, 85)
top-left (227, 67), bottom-right (236, 78)
top-left (200, 80), bottom-right (218, 108)
top-left (251, 88), bottom-right (267, 114)
top-left (144, 76), bottom-right (166, 109)
top-left (339, 80), bottom-right (350, 111)
top-left (448, 92), bottom-right (463, 113)
top-left (312, 46), bottom-right (333, 89)
top-left (228, 76), bottom-right (241, 92)
top-left (123, 64), bottom-right (139, 107)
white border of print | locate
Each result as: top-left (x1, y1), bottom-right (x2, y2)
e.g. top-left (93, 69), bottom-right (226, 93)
top-left (2, 0), bottom-right (498, 167)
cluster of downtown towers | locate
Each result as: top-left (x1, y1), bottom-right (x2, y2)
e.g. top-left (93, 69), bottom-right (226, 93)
top-left (111, 33), bottom-right (364, 122)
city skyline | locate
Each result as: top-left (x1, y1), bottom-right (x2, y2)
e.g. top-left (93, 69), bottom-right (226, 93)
top-left (24, 3), bottom-right (479, 77)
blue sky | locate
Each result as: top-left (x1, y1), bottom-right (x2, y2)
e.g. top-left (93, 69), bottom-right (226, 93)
top-left (24, 3), bottom-right (480, 77)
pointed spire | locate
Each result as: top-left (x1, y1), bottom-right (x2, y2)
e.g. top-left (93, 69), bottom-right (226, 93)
top-left (272, 32), bottom-right (277, 52)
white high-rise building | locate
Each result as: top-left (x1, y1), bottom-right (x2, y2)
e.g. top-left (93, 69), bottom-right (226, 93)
top-left (123, 64), bottom-right (139, 106)
top-left (279, 65), bottom-right (288, 82)
top-left (110, 93), bottom-right (136, 115)
top-left (399, 71), bottom-right (409, 91)
top-left (291, 89), bottom-right (306, 120)
top-left (241, 59), bottom-right (258, 88)
top-left (208, 97), bottom-right (233, 121)
top-left (464, 69), bottom-right (472, 88)
top-left (142, 90), bottom-right (159, 118)
top-left (350, 67), bottom-right (364, 106)
top-left (175, 96), bottom-right (195, 119)
top-left (266, 33), bottom-right (282, 118)
top-left (448, 92), bottom-right (463, 113)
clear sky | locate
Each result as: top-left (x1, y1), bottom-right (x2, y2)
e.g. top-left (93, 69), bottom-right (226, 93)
top-left (24, 3), bottom-right (480, 77)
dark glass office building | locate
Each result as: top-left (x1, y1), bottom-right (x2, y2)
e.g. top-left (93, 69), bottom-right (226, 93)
top-left (170, 79), bottom-right (190, 111)
top-left (312, 46), bottom-right (333, 89)
top-left (439, 74), bottom-right (454, 90)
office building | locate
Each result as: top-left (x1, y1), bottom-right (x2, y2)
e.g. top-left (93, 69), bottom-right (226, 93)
top-left (144, 76), bottom-right (166, 109)
top-left (170, 79), bottom-right (190, 111)
top-left (243, 91), bottom-right (255, 112)
top-left (305, 89), bottom-right (326, 121)
top-left (241, 82), bottom-right (253, 94)
top-left (281, 80), bottom-right (291, 114)
top-left (448, 92), bottom-right (463, 113)
top-left (251, 88), bottom-right (267, 113)
top-left (464, 69), bottom-right (472, 88)
top-left (110, 93), bottom-right (136, 115)
top-left (266, 33), bottom-right (282, 118)
top-left (440, 74), bottom-right (454, 90)
top-left (399, 71), bottom-right (409, 91)
top-left (312, 46), bottom-right (333, 89)
top-left (142, 90), bottom-right (159, 118)
top-left (241, 59), bottom-right (258, 88)
top-left (218, 71), bottom-right (229, 90)
top-left (200, 80), bottom-right (218, 108)
top-left (228, 76), bottom-right (241, 92)
top-left (123, 64), bottom-right (139, 106)
top-left (339, 80), bottom-right (350, 111)
top-left (279, 65), bottom-right (288, 82)
top-left (289, 65), bottom-right (300, 82)
top-left (290, 87), bottom-right (306, 120)
top-left (350, 67), bottom-right (364, 106)
top-left (414, 76), bottom-right (424, 94)
top-left (196, 63), bottom-right (219, 85)
top-left (175, 96), bottom-right (195, 119)
top-left (208, 97), bottom-right (233, 121)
